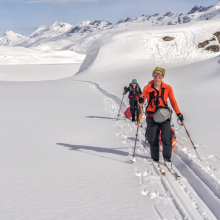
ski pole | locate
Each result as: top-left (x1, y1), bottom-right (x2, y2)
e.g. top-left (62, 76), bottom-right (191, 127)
top-left (131, 104), bottom-right (143, 163)
top-left (116, 94), bottom-right (124, 120)
top-left (182, 121), bottom-right (202, 161)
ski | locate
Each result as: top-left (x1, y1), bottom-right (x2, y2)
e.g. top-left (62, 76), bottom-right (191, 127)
top-left (160, 162), bottom-right (181, 180)
top-left (153, 161), bottom-right (166, 176)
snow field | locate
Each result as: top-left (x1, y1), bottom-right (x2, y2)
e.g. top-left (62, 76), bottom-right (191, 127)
top-left (1, 10), bottom-right (220, 219)
top-left (84, 80), bottom-right (183, 219)
top-left (0, 75), bottom-right (180, 220)
top-left (0, 64), bottom-right (81, 81)
top-left (0, 47), bottom-right (85, 65)
top-left (73, 18), bottom-right (220, 202)
top-left (85, 80), bottom-right (220, 219)
top-left (0, 63), bottom-right (220, 219)
top-left (0, 47), bottom-right (85, 81)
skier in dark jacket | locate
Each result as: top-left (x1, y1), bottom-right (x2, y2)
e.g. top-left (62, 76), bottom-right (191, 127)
top-left (123, 79), bottom-right (142, 122)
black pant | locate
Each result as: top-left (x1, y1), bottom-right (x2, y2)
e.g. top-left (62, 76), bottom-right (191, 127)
top-left (146, 115), bottom-right (172, 161)
top-left (129, 99), bottom-right (139, 121)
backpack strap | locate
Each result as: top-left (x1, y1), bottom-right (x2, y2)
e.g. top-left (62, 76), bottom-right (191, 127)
top-left (146, 91), bottom-right (154, 110)
top-left (128, 85), bottom-right (134, 99)
top-left (146, 88), bottom-right (168, 113)
top-left (160, 88), bottom-right (168, 108)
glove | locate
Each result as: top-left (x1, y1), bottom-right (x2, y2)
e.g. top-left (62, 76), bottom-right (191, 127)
top-left (123, 87), bottom-right (128, 95)
top-left (177, 113), bottom-right (184, 122)
top-left (139, 97), bottom-right (145, 104)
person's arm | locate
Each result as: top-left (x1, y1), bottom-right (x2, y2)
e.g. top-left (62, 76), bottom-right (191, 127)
top-left (139, 85), bottom-right (148, 104)
top-left (139, 87), bottom-right (142, 95)
top-left (123, 86), bottom-right (129, 95)
top-left (168, 86), bottom-right (180, 114)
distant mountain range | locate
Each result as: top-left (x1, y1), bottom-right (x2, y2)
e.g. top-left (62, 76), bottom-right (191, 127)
top-left (0, 31), bottom-right (25, 47)
top-left (1, 1), bottom-right (220, 54)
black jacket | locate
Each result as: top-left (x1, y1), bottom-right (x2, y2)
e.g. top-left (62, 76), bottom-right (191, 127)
top-left (125, 84), bottom-right (142, 100)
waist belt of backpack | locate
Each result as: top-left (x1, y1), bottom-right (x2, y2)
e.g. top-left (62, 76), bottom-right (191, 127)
top-left (135, 95), bottom-right (140, 100)
top-left (146, 111), bottom-right (154, 117)
top-left (130, 95), bottom-right (139, 100)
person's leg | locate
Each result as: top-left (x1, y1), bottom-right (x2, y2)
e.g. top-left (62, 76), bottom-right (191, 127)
top-left (160, 119), bottom-right (173, 161)
top-left (146, 116), bottom-right (160, 161)
top-left (129, 100), bottom-right (135, 121)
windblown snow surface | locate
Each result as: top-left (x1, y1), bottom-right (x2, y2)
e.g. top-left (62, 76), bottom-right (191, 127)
top-left (0, 47), bottom-right (85, 80)
top-left (0, 47), bottom-right (85, 65)
top-left (1, 17), bottom-right (220, 220)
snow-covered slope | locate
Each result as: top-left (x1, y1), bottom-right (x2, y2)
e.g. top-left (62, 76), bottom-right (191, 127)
top-left (73, 17), bottom-right (220, 197)
top-left (0, 47), bottom-right (85, 65)
top-left (0, 70), bottom-right (185, 219)
top-left (78, 18), bottom-right (220, 74)
top-left (197, 0), bottom-right (220, 20)
top-left (42, 1), bottom-right (220, 53)
top-left (2, 13), bottom-right (220, 220)
top-left (2, 1), bottom-right (220, 54)
top-left (0, 31), bottom-right (25, 46)
top-left (1, 62), bottom-right (220, 220)
top-left (65, 15), bottom-right (220, 219)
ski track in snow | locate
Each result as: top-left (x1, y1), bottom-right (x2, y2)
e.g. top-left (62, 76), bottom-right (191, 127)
top-left (71, 79), bottom-right (220, 220)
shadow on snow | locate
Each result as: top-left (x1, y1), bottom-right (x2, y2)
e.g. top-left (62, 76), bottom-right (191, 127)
top-left (86, 116), bottom-right (115, 120)
top-left (57, 143), bottom-right (149, 163)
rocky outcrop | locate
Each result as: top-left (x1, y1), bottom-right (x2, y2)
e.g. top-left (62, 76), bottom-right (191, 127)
top-left (214, 32), bottom-right (220, 43)
top-left (205, 45), bottom-right (219, 52)
top-left (162, 36), bottom-right (175, 41)
top-left (198, 40), bottom-right (209, 48)
top-left (198, 37), bottom-right (216, 48)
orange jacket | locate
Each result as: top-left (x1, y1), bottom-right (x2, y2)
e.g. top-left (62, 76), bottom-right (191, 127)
top-left (141, 80), bottom-right (180, 114)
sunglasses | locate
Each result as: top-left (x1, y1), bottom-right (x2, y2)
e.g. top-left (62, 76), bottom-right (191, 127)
top-left (153, 72), bottom-right (163, 76)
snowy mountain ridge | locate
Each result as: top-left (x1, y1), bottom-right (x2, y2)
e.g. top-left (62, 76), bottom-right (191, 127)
top-left (67, 20), bottom-right (112, 35)
top-left (2, 1), bottom-right (220, 53)
top-left (13, 21), bottom-right (73, 48)
top-left (187, 5), bottom-right (213, 14)
top-left (0, 31), bottom-right (25, 47)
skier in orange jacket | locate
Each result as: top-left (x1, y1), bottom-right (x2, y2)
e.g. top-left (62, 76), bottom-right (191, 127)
top-left (139, 67), bottom-right (184, 168)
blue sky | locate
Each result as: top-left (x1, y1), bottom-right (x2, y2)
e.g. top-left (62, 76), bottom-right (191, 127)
top-left (0, 0), bottom-right (217, 36)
